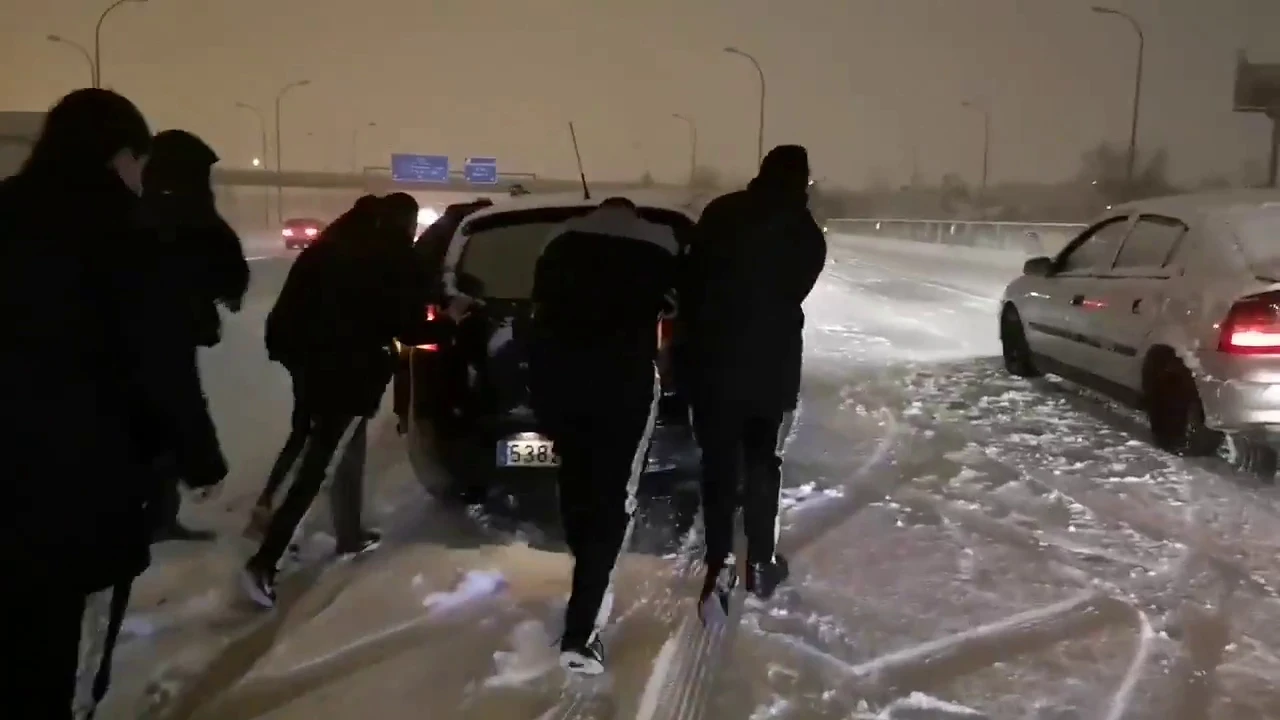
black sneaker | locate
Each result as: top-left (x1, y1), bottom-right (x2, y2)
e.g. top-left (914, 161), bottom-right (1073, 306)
top-left (697, 559), bottom-right (738, 626)
top-left (745, 554), bottom-right (789, 602)
top-left (241, 563), bottom-right (277, 609)
top-left (336, 529), bottom-right (382, 557)
top-left (559, 635), bottom-right (605, 676)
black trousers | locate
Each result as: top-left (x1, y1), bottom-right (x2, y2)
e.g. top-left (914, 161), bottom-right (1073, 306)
top-left (260, 373), bottom-right (312, 506)
top-left (693, 404), bottom-right (792, 568)
top-left (546, 366), bottom-right (660, 648)
top-left (4, 581), bottom-right (132, 720)
top-left (250, 414), bottom-right (367, 571)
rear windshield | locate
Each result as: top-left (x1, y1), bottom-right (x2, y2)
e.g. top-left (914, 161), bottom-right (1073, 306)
top-left (456, 206), bottom-right (692, 300)
top-left (285, 218), bottom-right (323, 227)
top-left (1229, 205), bottom-right (1280, 265)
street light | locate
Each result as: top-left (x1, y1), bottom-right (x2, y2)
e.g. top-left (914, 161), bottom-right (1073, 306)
top-left (94, 0), bottom-right (148, 89)
top-left (1092, 6), bottom-right (1146, 187)
top-left (724, 46), bottom-right (766, 166)
top-left (236, 102), bottom-right (270, 228)
top-left (47, 35), bottom-right (95, 86)
top-left (961, 100), bottom-right (992, 200)
top-left (672, 113), bottom-right (698, 187)
top-left (235, 102), bottom-right (268, 171)
top-left (351, 121), bottom-right (376, 172)
top-left (274, 79), bottom-right (311, 223)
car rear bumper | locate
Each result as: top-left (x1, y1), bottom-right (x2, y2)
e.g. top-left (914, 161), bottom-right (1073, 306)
top-left (420, 410), bottom-right (697, 483)
top-left (1197, 353), bottom-right (1280, 436)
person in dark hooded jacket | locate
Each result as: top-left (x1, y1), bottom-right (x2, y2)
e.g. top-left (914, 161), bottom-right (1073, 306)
top-left (142, 129), bottom-right (248, 542)
top-left (0, 89), bottom-right (227, 720)
top-left (680, 144), bottom-right (826, 619)
top-left (242, 193), bottom-right (471, 608)
top-left (246, 193), bottom-right (382, 540)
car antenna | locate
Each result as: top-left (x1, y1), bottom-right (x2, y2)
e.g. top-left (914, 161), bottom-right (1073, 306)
top-left (568, 121), bottom-right (590, 201)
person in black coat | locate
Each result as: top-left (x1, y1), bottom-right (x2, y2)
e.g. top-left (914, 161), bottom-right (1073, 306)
top-left (246, 194), bottom-right (382, 539)
top-left (242, 193), bottom-right (470, 608)
top-left (528, 197), bottom-right (679, 675)
top-left (142, 128), bottom-right (249, 542)
top-left (0, 89), bottom-right (227, 720)
top-left (680, 144), bottom-right (827, 618)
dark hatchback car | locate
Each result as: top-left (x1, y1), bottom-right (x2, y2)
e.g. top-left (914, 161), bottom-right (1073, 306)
top-left (396, 191), bottom-right (702, 502)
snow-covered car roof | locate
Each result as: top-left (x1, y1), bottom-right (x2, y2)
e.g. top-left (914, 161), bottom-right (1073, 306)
top-left (1103, 188), bottom-right (1280, 225)
top-left (459, 188), bottom-right (710, 225)
top-left (441, 189), bottom-right (713, 296)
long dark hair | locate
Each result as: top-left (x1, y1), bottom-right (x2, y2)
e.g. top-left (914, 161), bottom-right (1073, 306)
top-left (21, 89), bottom-right (150, 179)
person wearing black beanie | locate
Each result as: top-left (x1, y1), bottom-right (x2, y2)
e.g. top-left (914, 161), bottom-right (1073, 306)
top-left (141, 129), bottom-right (248, 543)
top-left (678, 143), bottom-right (827, 620)
top-left (1, 88), bottom-right (227, 719)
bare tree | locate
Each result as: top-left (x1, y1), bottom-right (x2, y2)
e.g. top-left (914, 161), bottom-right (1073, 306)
top-left (1075, 141), bottom-right (1176, 202)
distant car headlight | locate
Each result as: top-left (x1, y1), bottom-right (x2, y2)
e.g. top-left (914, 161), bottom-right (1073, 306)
top-left (417, 208), bottom-right (440, 226)
top-left (304, 227), bottom-right (318, 236)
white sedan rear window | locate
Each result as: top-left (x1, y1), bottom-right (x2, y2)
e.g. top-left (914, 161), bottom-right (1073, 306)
top-left (456, 221), bottom-right (560, 300)
top-left (1230, 205), bottom-right (1280, 265)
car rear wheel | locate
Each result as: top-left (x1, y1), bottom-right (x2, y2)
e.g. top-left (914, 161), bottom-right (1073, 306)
top-left (1144, 354), bottom-right (1221, 457)
top-left (1000, 305), bottom-right (1041, 378)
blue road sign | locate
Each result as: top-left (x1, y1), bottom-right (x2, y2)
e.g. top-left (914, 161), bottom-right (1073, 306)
top-left (391, 153), bottom-right (450, 183)
top-left (464, 156), bottom-right (498, 185)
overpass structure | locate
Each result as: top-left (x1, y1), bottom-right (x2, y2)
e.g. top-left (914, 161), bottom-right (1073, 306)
top-left (213, 167), bottom-right (684, 196)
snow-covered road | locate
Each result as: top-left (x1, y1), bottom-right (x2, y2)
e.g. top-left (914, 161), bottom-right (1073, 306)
top-left (98, 234), bottom-right (1280, 720)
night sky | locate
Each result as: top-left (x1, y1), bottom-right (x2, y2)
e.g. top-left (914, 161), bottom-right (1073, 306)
top-left (3, 0), bottom-right (1277, 187)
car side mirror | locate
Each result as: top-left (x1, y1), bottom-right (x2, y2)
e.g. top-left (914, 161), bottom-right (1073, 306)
top-left (1023, 256), bottom-right (1053, 277)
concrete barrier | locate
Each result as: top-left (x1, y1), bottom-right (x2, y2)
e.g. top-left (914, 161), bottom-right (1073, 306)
top-left (825, 218), bottom-right (1085, 257)
top-left (827, 233), bottom-right (1026, 300)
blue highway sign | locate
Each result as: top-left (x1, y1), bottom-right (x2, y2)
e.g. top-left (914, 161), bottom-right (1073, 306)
top-left (391, 153), bottom-right (450, 183)
top-left (464, 156), bottom-right (498, 185)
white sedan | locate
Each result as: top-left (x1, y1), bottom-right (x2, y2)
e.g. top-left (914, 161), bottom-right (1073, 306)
top-left (999, 189), bottom-right (1280, 480)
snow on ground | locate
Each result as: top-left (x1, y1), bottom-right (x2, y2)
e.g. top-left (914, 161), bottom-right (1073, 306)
top-left (97, 234), bottom-right (1280, 720)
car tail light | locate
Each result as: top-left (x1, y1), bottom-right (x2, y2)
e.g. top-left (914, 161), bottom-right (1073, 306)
top-left (416, 344), bottom-right (439, 352)
top-left (658, 317), bottom-right (674, 349)
top-left (1219, 291), bottom-right (1280, 354)
top-left (304, 227), bottom-right (318, 237)
top-left (282, 228), bottom-right (294, 237)
top-left (424, 304), bottom-right (439, 322)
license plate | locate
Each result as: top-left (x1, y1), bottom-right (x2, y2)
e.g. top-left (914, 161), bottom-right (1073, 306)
top-left (497, 438), bottom-right (560, 467)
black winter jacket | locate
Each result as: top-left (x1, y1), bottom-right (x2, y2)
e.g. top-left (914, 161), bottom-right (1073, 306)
top-left (142, 191), bottom-right (249, 347)
top-left (267, 228), bottom-right (453, 417)
top-left (0, 169), bottom-right (227, 592)
top-left (680, 178), bottom-right (827, 415)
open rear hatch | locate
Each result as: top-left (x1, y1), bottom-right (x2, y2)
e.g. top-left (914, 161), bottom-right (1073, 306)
top-left (445, 202), bottom-right (696, 431)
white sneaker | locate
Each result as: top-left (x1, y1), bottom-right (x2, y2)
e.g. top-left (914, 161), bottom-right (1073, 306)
top-left (559, 636), bottom-right (605, 676)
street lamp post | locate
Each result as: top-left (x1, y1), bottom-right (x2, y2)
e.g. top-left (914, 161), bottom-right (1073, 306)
top-left (274, 79), bottom-right (311, 224)
top-left (724, 46), bottom-right (766, 166)
top-left (94, 0), bottom-right (148, 88)
top-left (47, 35), bottom-right (95, 86)
top-left (961, 100), bottom-right (991, 200)
top-left (672, 113), bottom-right (698, 186)
top-left (351, 122), bottom-right (376, 172)
top-left (236, 102), bottom-right (270, 228)
top-left (1092, 6), bottom-right (1146, 187)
